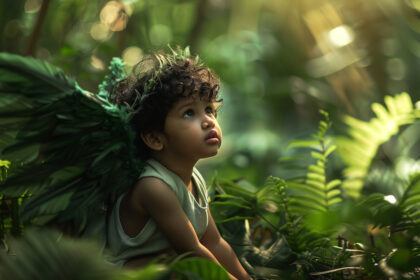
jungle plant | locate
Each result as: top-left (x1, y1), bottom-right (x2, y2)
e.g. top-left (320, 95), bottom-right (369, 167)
top-left (286, 110), bottom-right (342, 214)
top-left (210, 111), bottom-right (346, 278)
top-left (0, 160), bottom-right (23, 242)
top-left (336, 92), bottom-right (420, 199)
top-left (211, 102), bottom-right (420, 279)
top-left (0, 228), bottom-right (231, 280)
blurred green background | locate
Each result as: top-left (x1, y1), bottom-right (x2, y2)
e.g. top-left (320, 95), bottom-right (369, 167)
top-left (1, 0), bottom-right (419, 186)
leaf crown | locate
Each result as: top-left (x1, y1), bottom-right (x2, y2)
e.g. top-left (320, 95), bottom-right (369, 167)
top-left (95, 46), bottom-right (211, 120)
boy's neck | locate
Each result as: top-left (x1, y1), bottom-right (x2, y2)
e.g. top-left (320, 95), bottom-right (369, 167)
top-left (150, 154), bottom-right (197, 186)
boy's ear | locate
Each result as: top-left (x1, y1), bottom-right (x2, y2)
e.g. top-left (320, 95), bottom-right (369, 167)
top-left (141, 131), bottom-right (164, 151)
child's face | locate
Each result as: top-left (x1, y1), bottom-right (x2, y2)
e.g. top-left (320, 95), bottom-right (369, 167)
top-left (161, 94), bottom-right (222, 160)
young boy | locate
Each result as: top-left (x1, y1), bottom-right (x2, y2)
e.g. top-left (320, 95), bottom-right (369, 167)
top-left (106, 50), bottom-right (252, 280)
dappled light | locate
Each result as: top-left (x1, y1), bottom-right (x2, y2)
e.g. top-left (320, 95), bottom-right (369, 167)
top-left (1, 0), bottom-right (420, 279)
top-left (24, 0), bottom-right (42, 14)
top-left (122, 46), bottom-right (143, 67)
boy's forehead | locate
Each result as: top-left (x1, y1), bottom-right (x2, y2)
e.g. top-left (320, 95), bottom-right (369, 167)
top-left (174, 95), bottom-right (214, 108)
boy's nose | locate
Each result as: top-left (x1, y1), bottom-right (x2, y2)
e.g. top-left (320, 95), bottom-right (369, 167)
top-left (202, 115), bottom-right (215, 129)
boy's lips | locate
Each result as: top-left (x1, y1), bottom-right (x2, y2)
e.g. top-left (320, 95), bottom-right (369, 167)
top-left (205, 130), bottom-right (220, 144)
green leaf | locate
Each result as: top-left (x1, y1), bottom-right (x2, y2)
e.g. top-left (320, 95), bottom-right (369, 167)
top-left (211, 201), bottom-right (253, 210)
top-left (311, 151), bottom-right (325, 161)
top-left (288, 139), bottom-right (320, 149)
top-left (38, 191), bottom-right (74, 214)
top-left (171, 258), bottom-right (229, 280)
top-left (326, 179), bottom-right (341, 191)
top-left (327, 197), bottom-right (342, 206)
top-left (326, 189), bottom-right (340, 199)
top-left (290, 194), bottom-right (328, 209)
top-left (214, 216), bottom-right (254, 223)
top-left (324, 145), bottom-right (336, 158)
top-left (217, 180), bottom-right (255, 199)
top-left (306, 173), bottom-right (325, 183)
top-left (308, 164), bottom-right (324, 175)
top-left (214, 194), bottom-right (250, 204)
top-left (305, 179), bottom-right (325, 190)
top-left (0, 160), bottom-right (10, 168)
top-left (288, 198), bottom-right (326, 213)
top-left (287, 182), bottom-right (325, 198)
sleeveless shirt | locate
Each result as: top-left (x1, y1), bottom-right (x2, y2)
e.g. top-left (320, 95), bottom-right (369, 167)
top-left (106, 159), bottom-right (209, 266)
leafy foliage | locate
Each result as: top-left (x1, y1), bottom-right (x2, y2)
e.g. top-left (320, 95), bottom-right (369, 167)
top-left (209, 104), bottom-right (420, 278)
top-left (0, 228), bottom-right (231, 280)
top-left (337, 92), bottom-right (420, 198)
top-left (0, 229), bottom-right (117, 280)
top-left (209, 112), bottom-right (346, 278)
top-left (399, 173), bottom-right (420, 224)
top-left (286, 110), bottom-right (342, 214)
top-left (170, 257), bottom-right (230, 280)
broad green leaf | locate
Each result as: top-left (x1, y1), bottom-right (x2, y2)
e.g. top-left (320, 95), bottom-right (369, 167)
top-left (171, 257), bottom-right (230, 280)
top-left (119, 264), bottom-right (168, 280)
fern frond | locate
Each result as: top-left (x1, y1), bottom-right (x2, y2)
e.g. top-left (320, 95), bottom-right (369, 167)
top-left (286, 111), bottom-right (342, 214)
top-left (399, 173), bottom-right (420, 223)
top-left (337, 92), bottom-right (420, 199)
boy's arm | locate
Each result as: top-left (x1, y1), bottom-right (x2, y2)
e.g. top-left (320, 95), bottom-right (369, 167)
top-left (200, 210), bottom-right (252, 280)
top-left (131, 177), bottom-right (238, 279)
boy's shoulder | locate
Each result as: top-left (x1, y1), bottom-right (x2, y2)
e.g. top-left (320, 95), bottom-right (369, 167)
top-left (129, 177), bottom-right (179, 212)
top-left (132, 176), bottom-right (171, 199)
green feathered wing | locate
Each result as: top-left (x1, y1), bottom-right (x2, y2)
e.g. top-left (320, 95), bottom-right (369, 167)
top-left (0, 53), bottom-right (143, 234)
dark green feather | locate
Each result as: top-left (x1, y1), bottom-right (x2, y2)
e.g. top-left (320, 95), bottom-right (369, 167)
top-left (0, 53), bottom-right (143, 235)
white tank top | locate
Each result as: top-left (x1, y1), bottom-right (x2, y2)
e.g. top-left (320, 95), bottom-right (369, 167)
top-left (106, 159), bottom-right (209, 266)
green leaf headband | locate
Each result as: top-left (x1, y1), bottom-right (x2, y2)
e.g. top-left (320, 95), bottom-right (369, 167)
top-left (93, 46), bottom-right (203, 121)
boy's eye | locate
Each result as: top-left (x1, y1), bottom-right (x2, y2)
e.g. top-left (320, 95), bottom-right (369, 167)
top-left (205, 106), bottom-right (217, 116)
top-left (205, 107), bottom-right (214, 115)
top-left (183, 109), bottom-right (194, 118)
top-left (205, 106), bottom-right (218, 117)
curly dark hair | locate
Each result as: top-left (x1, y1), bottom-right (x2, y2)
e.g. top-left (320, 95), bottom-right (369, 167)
top-left (113, 51), bottom-right (221, 160)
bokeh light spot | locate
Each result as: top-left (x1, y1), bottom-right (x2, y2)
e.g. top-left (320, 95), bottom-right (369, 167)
top-left (24, 0), bottom-right (42, 13)
top-left (91, 56), bottom-right (105, 70)
top-left (122, 46), bottom-right (143, 67)
top-left (100, 1), bottom-right (128, 32)
top-left (384, 195), bottom-right (397, 204)
top-left (90, 22), bottom-right (111, 41)
top-left (406, 0), bottom-right (420, 11)
top-left (328, 25), bottom-right (354, 47)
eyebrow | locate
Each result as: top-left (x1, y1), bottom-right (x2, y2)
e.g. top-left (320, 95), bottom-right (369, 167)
top-left (176, 100), bottom-right (196, 111)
